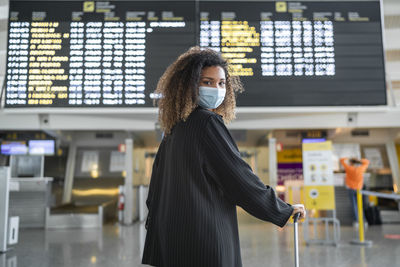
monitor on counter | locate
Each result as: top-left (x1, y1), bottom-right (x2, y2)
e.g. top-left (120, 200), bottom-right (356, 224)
top-left (302, 138), bottom-right (327, 143)
top-left (28, 140), bottom-right (55, 155)
top-left (5, 0), bottom-right (386, 108)
top-left (1, 141), bottom-right (28, 155)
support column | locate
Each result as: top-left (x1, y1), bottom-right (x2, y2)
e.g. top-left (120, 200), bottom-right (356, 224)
top-left (62, 141), bottom-right (77, 204)
top-left (386, 141), bottom-right (400, 193)
top-left (0, 167), bottom-right (10, 252)
top-left (124, 138), bottom-right (134, 225)
top-left (268, 137), bottom-right (277, 189)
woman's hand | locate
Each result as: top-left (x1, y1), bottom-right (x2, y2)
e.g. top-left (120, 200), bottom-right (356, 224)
top-left (291, 204), bottom-right (306, 220)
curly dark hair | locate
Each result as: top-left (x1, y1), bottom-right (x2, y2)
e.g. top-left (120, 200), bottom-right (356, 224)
top-left (154, 46), bottom-right (244, 135)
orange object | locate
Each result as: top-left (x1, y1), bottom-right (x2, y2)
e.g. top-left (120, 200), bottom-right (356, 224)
top-left (340, 158), bottom-right (370, 190)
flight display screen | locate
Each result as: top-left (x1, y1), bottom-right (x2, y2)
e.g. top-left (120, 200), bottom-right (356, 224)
top-left (5, 0), bottom-right (386, 108)
top-left (6, 0), bottom-right (195, 107)
top-left (199, 0), bottom-right (386, 106)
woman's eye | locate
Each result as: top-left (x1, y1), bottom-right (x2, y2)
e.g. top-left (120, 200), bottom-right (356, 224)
top-left (219, 82), bottom-right (226, 86)
top-left (202, 80), bottom-right (211, 85)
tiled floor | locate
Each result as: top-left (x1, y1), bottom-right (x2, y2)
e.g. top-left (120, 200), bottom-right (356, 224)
top-left (1, 214), bottom-right (400, 267)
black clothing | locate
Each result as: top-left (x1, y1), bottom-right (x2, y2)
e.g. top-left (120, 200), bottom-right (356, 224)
top-left (142, 106), bottom-right (293, 267)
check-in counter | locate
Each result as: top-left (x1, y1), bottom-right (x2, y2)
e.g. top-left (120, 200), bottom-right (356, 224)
top-left (133, 185), bottom-right (149, 222)
top-left (8, 177), bottom-right (53, 228)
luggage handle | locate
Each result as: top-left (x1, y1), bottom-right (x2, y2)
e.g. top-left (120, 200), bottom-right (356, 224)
top-left (293, 212), bottom-right (301, 267)
top-left (293, 212), bottom-right (301, 223)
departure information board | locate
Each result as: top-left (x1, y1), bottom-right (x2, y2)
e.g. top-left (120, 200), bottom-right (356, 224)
top-left (6, 0), bottom-right (195, 107)
top-left (199, 0), bottom-right (386, 106)
top-left (5, 0), bottom-right (386, 108)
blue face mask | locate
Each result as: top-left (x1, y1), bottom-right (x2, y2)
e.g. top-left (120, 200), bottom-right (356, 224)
top-left (198, 86), bottom-right (226, 109)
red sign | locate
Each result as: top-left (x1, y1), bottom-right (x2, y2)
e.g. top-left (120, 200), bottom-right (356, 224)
top-left (118, 144), bottom-right (126, 153)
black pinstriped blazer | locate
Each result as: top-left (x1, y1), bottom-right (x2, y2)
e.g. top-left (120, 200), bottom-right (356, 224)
top-left (142, 106), bottom-right (293, 267)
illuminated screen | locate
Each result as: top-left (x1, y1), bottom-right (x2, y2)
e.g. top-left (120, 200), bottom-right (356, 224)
top-left (5, 0), bottom-right (195, 107)
top-left (28, 140), bottom-right (55, 155)
top-left (302, 138), bottom-right (327, 143)
top-left (5, 0), bottom-right (386, 108)
top-left (199, 0), bottom-right (386, 106)
top-left (1, 141), bottom-right (28, 155)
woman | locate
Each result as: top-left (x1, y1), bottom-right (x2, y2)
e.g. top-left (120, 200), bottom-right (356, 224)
top-left (142, 47), bottom-right (306, 267)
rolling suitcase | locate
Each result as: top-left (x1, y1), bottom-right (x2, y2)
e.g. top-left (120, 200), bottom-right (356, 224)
top-left (364, 205), bottom-right (382, 225)
top-left (293, 213), bottom-right (301, 267)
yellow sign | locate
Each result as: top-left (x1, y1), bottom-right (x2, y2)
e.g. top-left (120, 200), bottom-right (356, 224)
top-left (83, 1), bottom-right (95, 12)
top-left (277, 148), bottom-right (302, 163)
top-left (302, 140), bottom-right (332, 152)
top-left (276, 2), bottom-right (287, 12)
top-left (396, 144), bottom-right (400, 171)
top-left (305, 185), bottom-right (335, 210)
top-left (306, 130), bottom-right (324, 138)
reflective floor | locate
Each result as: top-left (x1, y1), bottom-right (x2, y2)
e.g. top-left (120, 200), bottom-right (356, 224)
top-left (1, 213), bottom-right (400, 267)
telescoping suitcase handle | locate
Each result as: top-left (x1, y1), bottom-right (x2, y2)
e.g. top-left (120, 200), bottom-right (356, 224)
top-left (293, 213), bottom-right (301, 267)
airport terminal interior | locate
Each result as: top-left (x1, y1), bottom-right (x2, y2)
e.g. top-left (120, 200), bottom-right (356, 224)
top-left (1, 0), bottom-right (400, 266)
